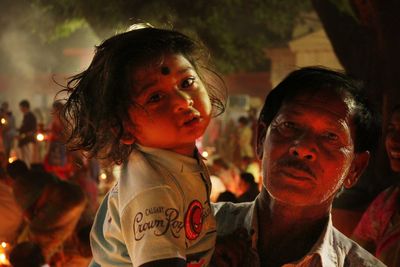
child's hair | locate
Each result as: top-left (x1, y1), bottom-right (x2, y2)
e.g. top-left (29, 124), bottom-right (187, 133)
top-left (60, 24), bottom-right (226, 165)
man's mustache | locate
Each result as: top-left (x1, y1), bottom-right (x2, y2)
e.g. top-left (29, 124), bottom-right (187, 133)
top-left (276, 157), bottom-right (316, 179)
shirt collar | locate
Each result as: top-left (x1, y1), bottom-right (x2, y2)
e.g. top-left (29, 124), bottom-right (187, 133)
top-left (250, 197), bottom-right (338, 267)
top-left (136, 144), bottom-right (204, 173)
top-left (311, 213), bottom-right (338, 266)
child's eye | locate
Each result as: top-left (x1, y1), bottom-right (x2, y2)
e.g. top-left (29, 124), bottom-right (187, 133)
top-left (147, 93), bottom-right (163, 104)
top-left (181, 77), bottom-right (195, 89)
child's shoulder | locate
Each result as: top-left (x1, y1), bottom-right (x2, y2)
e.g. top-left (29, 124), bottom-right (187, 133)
top-left (119, 149), bottom-right (178, 197)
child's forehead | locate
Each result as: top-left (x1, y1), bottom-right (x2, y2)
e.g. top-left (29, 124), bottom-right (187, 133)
top-left (132, 54), bottom-right (194, 79)
top-left (130, 54), bottom-right (197, 93)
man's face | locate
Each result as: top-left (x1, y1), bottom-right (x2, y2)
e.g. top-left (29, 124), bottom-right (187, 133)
top-left (385, 109), bottom-right (400, 172)
top-left (19, 105), bottom-right (28, 114)
top-left (258, 91), bottom-right (365, 206)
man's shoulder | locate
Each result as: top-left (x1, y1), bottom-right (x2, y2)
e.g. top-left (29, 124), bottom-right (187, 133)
top-left (212, 201), bottom-right (253, 215)
top-left (331, 227), bottom-right (386, 267)
top-left (212, 201), bottom-right (254, 235)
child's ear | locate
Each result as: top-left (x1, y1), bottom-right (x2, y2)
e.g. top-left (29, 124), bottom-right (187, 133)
top-left (120, 132), bottom-right (135, 145)
top-left (113, 120), bottom-right (136, 145)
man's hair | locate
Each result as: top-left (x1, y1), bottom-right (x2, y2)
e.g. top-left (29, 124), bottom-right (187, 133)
top-left (61, 25), bottom-right (226, 164)
top-left (258, 66), bottom-right (380, 153)
top-left (19, 100), bottom-right (30, 109)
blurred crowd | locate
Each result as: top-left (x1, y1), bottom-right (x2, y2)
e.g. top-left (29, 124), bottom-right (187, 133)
top-left (0, 100), bottom-right (111, 267)
top-left (0, 98), bottom-right (399, 267)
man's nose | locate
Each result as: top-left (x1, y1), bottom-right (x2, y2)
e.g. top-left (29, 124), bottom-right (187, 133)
top-left (173, 90), bottom-right (193, 112)
top-left (288, 136), bottom-right (317, 161)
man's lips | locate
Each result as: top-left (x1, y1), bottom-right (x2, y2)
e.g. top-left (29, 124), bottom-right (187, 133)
top-left (388, 150), bottom-right (400, 159)
top-left (280, 167), bottom-right (315, 181)
top-left (276, 158), bottom-right (316, 180)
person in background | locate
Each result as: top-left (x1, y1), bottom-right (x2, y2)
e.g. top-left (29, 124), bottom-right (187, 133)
top-left (237, 116), bottom-right (254, 159)
top-left (212, 66), bottom-right (384, 266)
top-left (210, 157), bottom-right (241, 202)
top-left (6, 160), bottom-right (87, 265)
top-left (9, 241), bottom-right (48, 267)
top-left (60, 24), bottom-right (226, 267)
top-left (240, 156), bottom-right (261, 187)
top-left (0, 101), bottom-right (17, 159)
top-left (43, 101), bottom-right (72, 180)
top-left (352, 104), bottom-right (400, 267)
top-left (236, 172), bottom-right (259, 203)
top-left (68, 151), bottom-right (99, 214)
top-left (209, 166), bottom-right (227, 203)
top-left (17, 100), bottom-right (37, 167)
top-left (0, 151), bottom-right (23, 244)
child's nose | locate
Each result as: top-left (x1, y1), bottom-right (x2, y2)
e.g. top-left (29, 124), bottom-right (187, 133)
top-left (174, 91), bottom-right (193, 112)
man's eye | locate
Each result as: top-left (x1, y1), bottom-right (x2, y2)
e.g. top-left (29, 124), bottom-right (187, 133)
top-left (275, 121), bottom-right (300, 136)
top-left (322, 132), bottom-right (339, 141)
top-left (181, 77), bottom-right (195, 88)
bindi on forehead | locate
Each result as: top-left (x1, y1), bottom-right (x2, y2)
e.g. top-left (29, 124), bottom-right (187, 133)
top-left (160, 66), bottom-right (170, 75)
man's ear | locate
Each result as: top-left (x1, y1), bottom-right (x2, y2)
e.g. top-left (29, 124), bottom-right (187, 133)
top-left (344, 151), bottom-right (370, 189)
top-left (256, 121), bottom-right (267, 160)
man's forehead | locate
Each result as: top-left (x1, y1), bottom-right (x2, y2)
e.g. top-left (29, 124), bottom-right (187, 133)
top-left (283, 90), bottom-right (355, 117)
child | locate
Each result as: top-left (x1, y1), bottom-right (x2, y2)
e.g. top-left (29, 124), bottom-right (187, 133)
top-left (61, 24), bottom-right (225, 267)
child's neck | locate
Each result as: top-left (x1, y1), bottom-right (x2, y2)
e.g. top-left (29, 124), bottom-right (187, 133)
top-left (168, 144), bottom-right (197, 157)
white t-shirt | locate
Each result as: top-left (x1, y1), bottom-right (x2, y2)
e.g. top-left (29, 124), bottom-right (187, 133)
top-left (90, 146), bottom-right (216, 267)
top-left (212, 200), bottom-right (385, 267)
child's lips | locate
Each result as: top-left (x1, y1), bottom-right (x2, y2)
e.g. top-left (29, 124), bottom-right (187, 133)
top-left (183, 114), bottom-right (201, 126)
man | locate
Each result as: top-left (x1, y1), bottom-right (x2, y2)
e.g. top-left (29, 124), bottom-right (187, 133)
top-left (6, 160), bottom-right (87, 265)
top-left (1, 101), bottom-right (17, 158)
top-left (18, 100), bottom-right (37, 166)
top-left (236, 172), bottom-right (259, 203)
top-left (211, 157), bottom-right (241, 202)
top-left (0, 151), bottom-right (23, 243)
top-left (212, 67), bottom-right (385, 266)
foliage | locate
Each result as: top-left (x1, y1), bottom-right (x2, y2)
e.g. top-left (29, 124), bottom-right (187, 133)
top-left (327, 0), bottom-right (358, 20)
top-left (1, 0), bottom-right (313, 73)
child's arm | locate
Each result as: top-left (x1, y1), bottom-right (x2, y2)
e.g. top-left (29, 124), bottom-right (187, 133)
top-left (139, 258), bottom-right (186, 267)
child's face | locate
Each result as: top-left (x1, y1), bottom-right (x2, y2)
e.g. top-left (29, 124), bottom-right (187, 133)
top-left (128, 53), bottom-right (212, 156)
